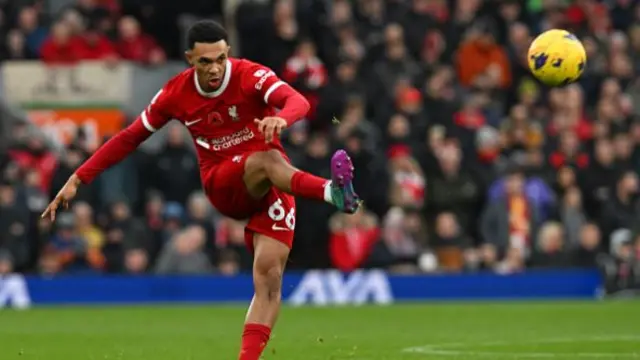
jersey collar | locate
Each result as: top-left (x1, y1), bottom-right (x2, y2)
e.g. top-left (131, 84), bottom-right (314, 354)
top-left (194, 59), bottom-right (232, 98)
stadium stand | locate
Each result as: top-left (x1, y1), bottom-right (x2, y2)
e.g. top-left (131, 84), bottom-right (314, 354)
top-left (0, 0), bottom-right (638, 294)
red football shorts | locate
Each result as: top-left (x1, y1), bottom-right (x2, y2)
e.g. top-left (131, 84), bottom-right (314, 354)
top-left (204, 154), bottom-right (296, 251)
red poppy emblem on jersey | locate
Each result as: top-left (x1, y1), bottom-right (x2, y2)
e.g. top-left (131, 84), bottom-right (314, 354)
top-left (207, 111), bottom-right (224, 126)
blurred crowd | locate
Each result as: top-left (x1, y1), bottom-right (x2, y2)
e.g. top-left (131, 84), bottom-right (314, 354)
top-left (0, 0), bottom-right (226, 65)
top-left (1, 0), bottom-right (640, 292)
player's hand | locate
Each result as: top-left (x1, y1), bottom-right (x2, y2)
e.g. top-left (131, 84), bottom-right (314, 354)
top-left (41, 174), bottom-right (81, 221)
top-left (254, 117), bottom-right (287, 143)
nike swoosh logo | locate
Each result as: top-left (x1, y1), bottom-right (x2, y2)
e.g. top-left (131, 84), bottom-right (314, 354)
top-left (271, 224), bottom-right (290, 231)
top-left (185, 118), bottom-right (203, 127)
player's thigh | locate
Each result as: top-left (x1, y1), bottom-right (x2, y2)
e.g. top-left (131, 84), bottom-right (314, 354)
top-left (244, 189), bottom-right (296, 253)
top-left (243, 150), bottom-right (289, 199)
top-left (206, 157), bottom-right (260, 218)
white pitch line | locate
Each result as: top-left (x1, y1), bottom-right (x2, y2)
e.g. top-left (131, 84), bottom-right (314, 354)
top-left (402, 335), bottom-right (640, 359)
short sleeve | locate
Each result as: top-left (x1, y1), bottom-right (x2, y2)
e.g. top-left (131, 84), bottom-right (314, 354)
top-left (242, 64), bottom-right (287, 105)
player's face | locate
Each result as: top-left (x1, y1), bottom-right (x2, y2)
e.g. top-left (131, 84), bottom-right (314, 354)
top-left (186, 40), bottom-right (230, 92)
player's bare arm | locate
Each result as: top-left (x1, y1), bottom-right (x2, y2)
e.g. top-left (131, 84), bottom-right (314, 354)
top-left (254, 117), bottom-right (287, 143)
top-left (42, 66), bottom-right (175, 221)
top-left (41, 173), bottom-right (81, 221)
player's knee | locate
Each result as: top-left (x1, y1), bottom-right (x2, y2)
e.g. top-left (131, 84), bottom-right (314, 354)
top-left (254, 263), bottom-right (284, 297)
top-left (261, 150), bottom-right (285, 177)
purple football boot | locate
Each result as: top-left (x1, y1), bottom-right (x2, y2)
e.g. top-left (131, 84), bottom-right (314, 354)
top-left (330, 149), bottom-right (361, 214)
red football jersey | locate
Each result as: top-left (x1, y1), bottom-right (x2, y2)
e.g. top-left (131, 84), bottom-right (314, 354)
top-left (143, 58), bottom-right (288, 169)
top-left (75, 58), bottom-right (309, 185)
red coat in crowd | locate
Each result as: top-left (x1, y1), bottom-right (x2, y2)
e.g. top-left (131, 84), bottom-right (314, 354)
top-left (116, 34), bottom-right (164, 64)
top-left (328, 212), bottom-right (380, 272)
top-left (8, 147), bottom-right (57, 193)
top-left (40, 37), bottom-right (83, 64)
top-left (75, 33), bottom-right (117, 60)
top-left (281, 54), bottom-right (327, 122)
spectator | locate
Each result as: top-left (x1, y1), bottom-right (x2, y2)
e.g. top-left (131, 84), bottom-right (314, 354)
top-left (42, 212), bottom-right (104, 274)
top-left (217, 250), bottom-right (241, 276)
top-left (16, 6), bottom-right (48, 57)
top-left (0, 181), bottom-right (29, 272)
top-left (431, 212), bottom-right (471, 272)
top-left (0, 250), bottom-right (13, 274)
top-left (316, 60), bottom-right (365, 131)
top-left (50, 145), bottom-right (96, 207)
top-left (124, 248), bottom-right (148, 274)
top-left (572, 223), bottom-right (602, 268)
top-left (74, 22), bottom-right (118, 63)
top-left (115, 16), bottom-right (165, 65)
top-left (600, 229), bottom-right (637, 294)
top-left (500, 104), bottom-right (543, 156)
top-left (581, 138), bottom-right (618, 218)
top-left (334, 98), bottom-right (380, 154)
top-left (40, 21), bottom-right (81, 64)
top-left (558, 187), bottom-right (587, 249)
top-left (60, 8), bottom-right (85, 37)
top-left (101, 199), bottom-right (148, 272)
top-left (530, 221), bottom-right (571, 268)
top-left (1, 29), bottom-right (37, 60)
top-left (599, 171), bottom-right (639, 242)
top-left (553, 167), bottom-right (578, 203)
top-left (371, 207), bottom-right (423, 272)
top-left (152, 124), bottom-right (199, 206)
top-left (290, 134), bottom-right (334, 269)
top-left (162, 202), bottom-right (184, 245)
top-left (456, 19), bottom-right (511, 90)
top-left (216, 218), bottom-right (252, 271)
top-left (8, 135), bottom-right (56, 194)
top-left (73, 0), bottom-right (112, 29)
top-left (473, 126), bottom-right (503, 186)
top-left (186, 191), bottom-right (216, 262)
top-left (73, 201), bottom-right (104, 249)
top-left (281, 121), bottom-right (308, 165)
top-left (387, 145), bottom-right (425, 210)
top-left (395, 87), bottom-right (428, 144)
top-left (427, 143), bottom-right (479, 231)
top-left (143, 191), bottom-right (165, 260)
top-left (372, 23), bottom-right (421, 102)
top-left (328, 207), bottom-right (380, 272)
top-left (480, 167), bottom-right (541, 266)
top-left (155, 225), bottom-right (213, 275)
top-left (281, 39), bottom-right (328, 122)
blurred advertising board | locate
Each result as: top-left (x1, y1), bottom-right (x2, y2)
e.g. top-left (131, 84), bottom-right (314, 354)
top-left (1, 61), bottom-right (131, 108)
top-left (26, 108), bottom-right (124, 151)
top-left (0, 269), bottom-right (602, 309)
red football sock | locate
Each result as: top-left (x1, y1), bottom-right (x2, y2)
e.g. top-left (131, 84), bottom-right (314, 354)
top-left (290, 171), bottom-right (329, 202)
top-left (239, 323), bottom-right (271, 360)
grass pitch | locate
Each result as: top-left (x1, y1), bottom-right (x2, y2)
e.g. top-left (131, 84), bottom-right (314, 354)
top-left (1, 301), bottom-right (639, 359)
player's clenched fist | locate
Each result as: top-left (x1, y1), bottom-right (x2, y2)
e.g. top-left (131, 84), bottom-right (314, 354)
top-left (41, 174), bottom-right (81, 221)
top-left (254, 117), bottom-right (287, 143)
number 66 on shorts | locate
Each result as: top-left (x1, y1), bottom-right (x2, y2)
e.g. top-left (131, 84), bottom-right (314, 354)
top-left (243, 189), bottom-right (296, 250)
top-left (268, 198), bottom-right (295, 231)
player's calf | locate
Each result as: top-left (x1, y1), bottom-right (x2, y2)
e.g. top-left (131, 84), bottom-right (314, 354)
top-left (239, 235), bottom-right (288, 360)
top-left (244, 149), bottom-right (361, 214)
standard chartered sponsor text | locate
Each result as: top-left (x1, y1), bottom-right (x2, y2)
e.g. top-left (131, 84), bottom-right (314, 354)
top-left (196, 127), bottom-right (255, 151)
